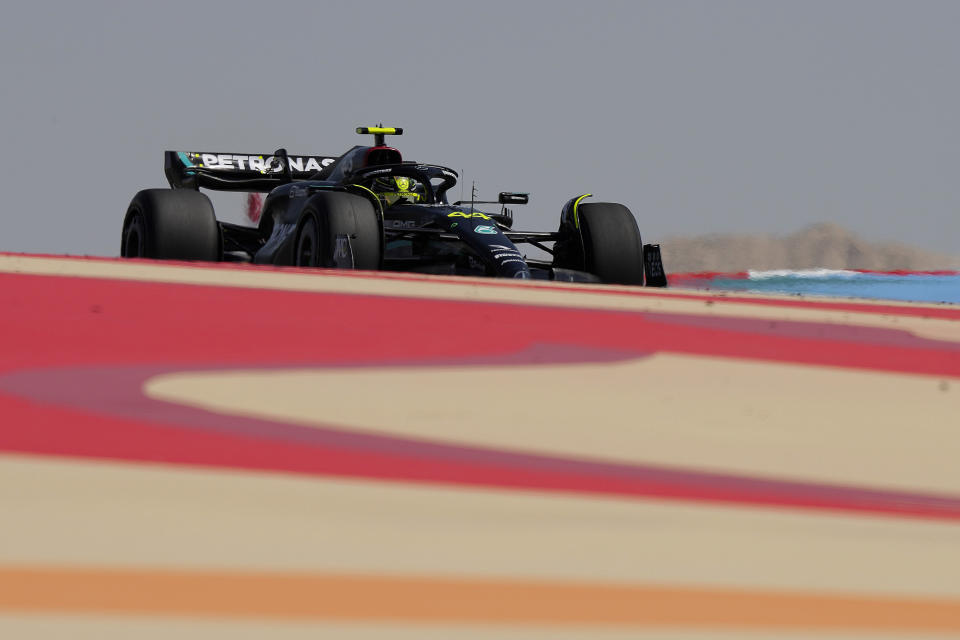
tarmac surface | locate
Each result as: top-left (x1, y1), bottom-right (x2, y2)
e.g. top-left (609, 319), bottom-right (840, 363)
top-left (1, 254), bottom-right (958, 638)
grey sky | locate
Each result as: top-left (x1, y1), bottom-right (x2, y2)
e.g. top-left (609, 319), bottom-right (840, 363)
top-left (2, 0), bottom-right (958, 257)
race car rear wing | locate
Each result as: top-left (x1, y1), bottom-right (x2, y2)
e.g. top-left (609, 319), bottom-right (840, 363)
top-left (165, 150), bottom-right (339, 192)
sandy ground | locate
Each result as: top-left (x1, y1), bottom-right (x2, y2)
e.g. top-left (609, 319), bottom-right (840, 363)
top-left (663, 222), bottom-right (960, 272)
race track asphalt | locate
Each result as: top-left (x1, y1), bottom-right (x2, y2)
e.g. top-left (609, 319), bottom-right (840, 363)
top-left (1, 253), bottom-right (958, 639)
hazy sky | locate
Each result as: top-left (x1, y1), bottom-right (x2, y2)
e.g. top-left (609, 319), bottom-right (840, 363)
top-left (2, 0), bottom-right (958, 256)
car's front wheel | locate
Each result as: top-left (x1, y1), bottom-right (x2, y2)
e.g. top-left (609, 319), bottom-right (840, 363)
top-left (295, 214), bottom-right (321, 267)
top-left (554, 201), bottom-right (645, 285)
top-left (295, 191), bottom-right (382, 269)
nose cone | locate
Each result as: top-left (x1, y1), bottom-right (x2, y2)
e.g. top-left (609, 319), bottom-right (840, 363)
top-left (498, 260), bottom-right (531, 279)
top-left (439, 209), bottom-right (531, 279)
top-left (488, 244), bottom-right (531, 279)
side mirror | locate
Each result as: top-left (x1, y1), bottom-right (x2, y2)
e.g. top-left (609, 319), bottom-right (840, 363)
top-left (498, 192), bottom-right (529, 205)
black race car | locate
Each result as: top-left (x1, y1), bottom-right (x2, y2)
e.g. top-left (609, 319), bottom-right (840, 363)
top-left (121, 127), bottom-right (667, 286)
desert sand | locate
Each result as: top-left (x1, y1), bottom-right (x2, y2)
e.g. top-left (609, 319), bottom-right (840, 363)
top-left (663, 222), bottom-right (960, 272)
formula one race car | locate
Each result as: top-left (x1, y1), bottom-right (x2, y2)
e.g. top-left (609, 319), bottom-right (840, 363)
top-left (121, 127), bottom-right (667, 286)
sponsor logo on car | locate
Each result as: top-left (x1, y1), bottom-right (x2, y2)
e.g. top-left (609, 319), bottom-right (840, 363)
top-left (187, 153), bottom-right (334, 174)
top-left (488, 244), bottom-right (522, 260)
top-left (288, 185), bottom-right (310, 198)
top-left (448, 211), bottom-right (492, 220)
top-left (474, 225), bottom-right (498, 234)
top-left (334, 236), bottom-right (351, 259)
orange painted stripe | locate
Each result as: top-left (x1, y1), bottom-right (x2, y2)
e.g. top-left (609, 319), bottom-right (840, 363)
top-left (1, 567), bottom-right (959, 631)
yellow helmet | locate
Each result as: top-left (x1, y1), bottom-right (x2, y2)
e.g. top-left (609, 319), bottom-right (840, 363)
top-left (373, 175), bottom-right (421, 205)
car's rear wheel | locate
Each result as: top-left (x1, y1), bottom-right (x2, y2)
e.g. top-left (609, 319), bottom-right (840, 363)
top-left (121, 189), bottom-right (219, 261)
top-left (296, 191), bottom-right (382, 269)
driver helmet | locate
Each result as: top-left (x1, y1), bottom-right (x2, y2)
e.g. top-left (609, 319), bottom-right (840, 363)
top-left (373, 175), bottom-right (421, 205)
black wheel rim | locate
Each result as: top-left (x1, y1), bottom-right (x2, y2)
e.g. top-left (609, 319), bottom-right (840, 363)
top-left (123, 213), bottom-right (145, 257)
top-left (296, 218), bottom-right (318, 267)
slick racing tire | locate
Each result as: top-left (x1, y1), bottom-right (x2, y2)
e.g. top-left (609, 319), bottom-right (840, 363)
top-left (296, 191), bottom-right (382, 269)
top-left (122, 189), bottom-right (219, 261)
top-left (295, 214), bottom-right (321, 267)
top-left (576, 202), bottom-right (645, 285)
